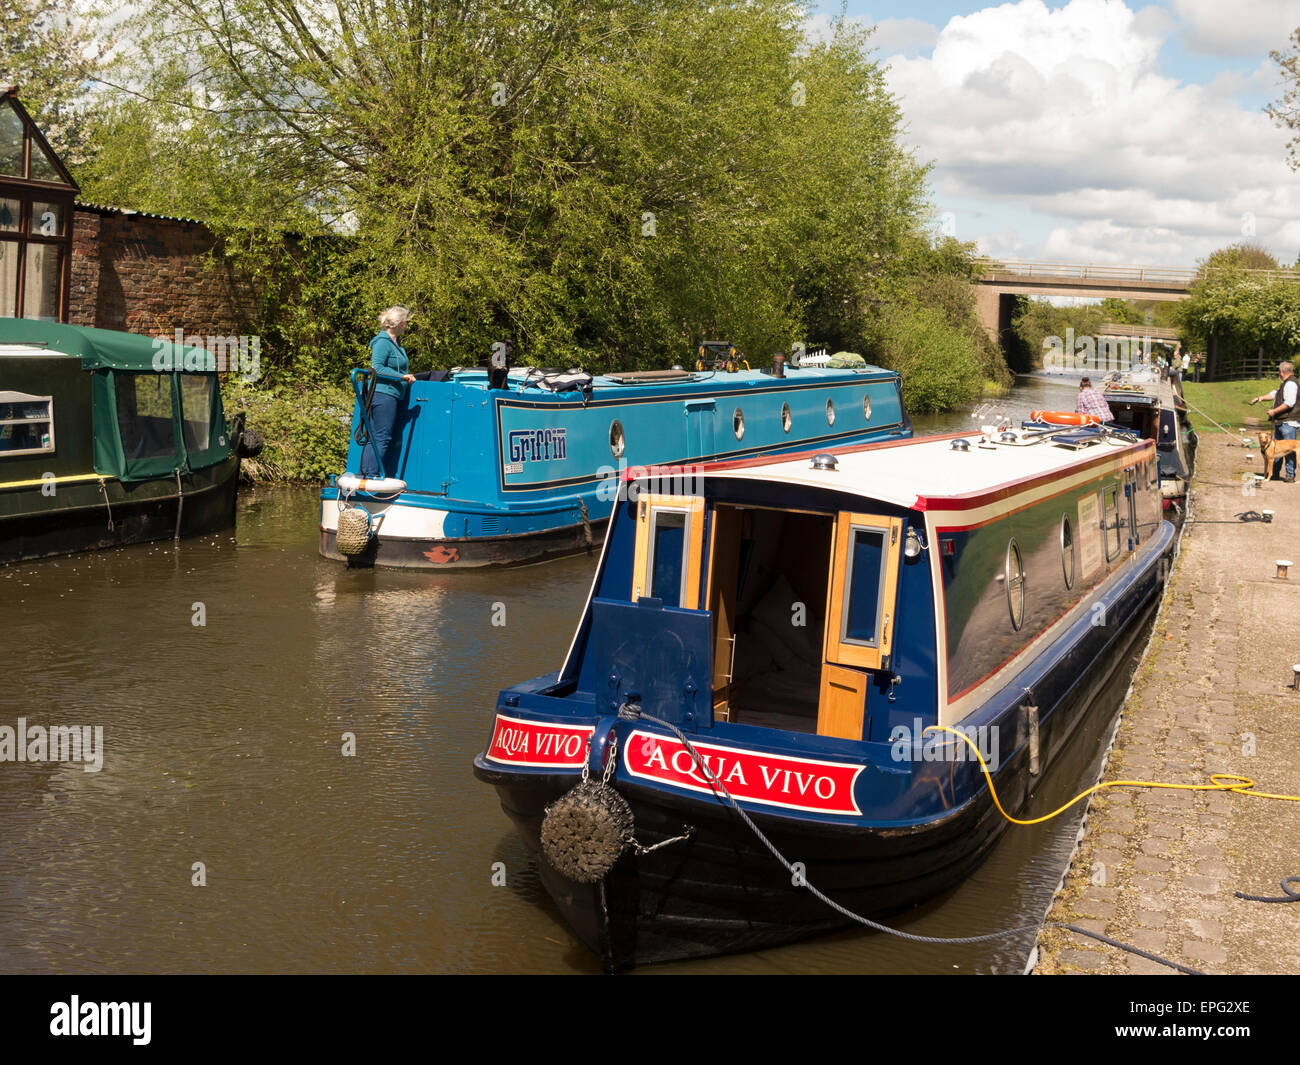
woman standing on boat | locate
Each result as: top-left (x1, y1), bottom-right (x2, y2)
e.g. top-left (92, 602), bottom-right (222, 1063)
top-left (361, 306), bottom-right (416, 478)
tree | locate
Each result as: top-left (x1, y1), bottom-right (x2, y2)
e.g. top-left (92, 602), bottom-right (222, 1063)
top-left (1176, 243), bottom-right (1300, 374)
top-left (76, 1), bottom-right (944, 384)
top-left (1197, 242), bottom-right (1281, 273)
top-left (1268, 28), bottom-right (1300, 171)
top-left (0, 0), bottom-right (112, 165)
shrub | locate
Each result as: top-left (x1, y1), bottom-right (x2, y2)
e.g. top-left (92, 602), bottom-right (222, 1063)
top-left (222, 378), bottom-right (353, 482)
top-left (869, 305), bottom-right (984, 414)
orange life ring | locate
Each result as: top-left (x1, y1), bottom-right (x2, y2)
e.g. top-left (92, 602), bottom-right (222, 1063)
top-left (1030, 410), bottom-right (1100, 426)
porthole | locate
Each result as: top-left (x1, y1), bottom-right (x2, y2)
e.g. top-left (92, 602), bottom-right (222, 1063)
top-left (609, 419), bottom-right (625, 458)
top-left (1005, 539), bottom-right (1025, 631)
top-left (1060, 514), bottom-right (1075, 589)
top-left (733, 407), bottom-right (745, 441)
top-left (826, 398), bottom-right (836, 426)
top-left (781, 402), bottom-right (792, 433)
top-left (863, 393), bottom-right (872, 421)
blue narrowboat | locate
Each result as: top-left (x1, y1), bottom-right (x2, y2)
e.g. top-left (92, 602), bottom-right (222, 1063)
top-left (319, 360), bottom-right (911, 568)
top-left (473, 423), bottom-right (1173, 969)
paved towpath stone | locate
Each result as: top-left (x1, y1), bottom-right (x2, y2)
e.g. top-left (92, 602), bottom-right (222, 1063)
top-left (1035, 433), bottom-right (1300, 975)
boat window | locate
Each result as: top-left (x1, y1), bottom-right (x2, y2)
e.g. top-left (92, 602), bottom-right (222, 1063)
top-left (863, 393), bottom-right (871, 421)
top-left (733, 407), bottom-right (744, 441)
top-left (0, 391), bottom-right (53, 456)
top-left (179, 374), bottom-right (213, 452)
top-left (1103, 486), bottom-right (1121, 561)
top-left (1006, 539), bottom-right (1025, 630)
top-left (649, 510), bottom-right (688, 607)
top-left (609, 419), bottom-right (625, 459)
top-left (843, 528), bottom-right (886, 645)
top-left (825, 512), bottom-right (903, 673)
top-left (1060, 514), bottom-right (1075, 589)
top-left (115, 373), bottom-right (177, 460)
top-left (1126, 475), bottom-right (1140, 549)
top-left (632, 493), bottom-right (704, 609)
top-left (781, 402), bottom-right (791, 433)
top-left (826, 398), bottom-right (836, 426)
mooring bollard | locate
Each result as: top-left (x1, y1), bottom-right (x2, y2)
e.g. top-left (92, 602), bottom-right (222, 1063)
top-left (1262, 510), bottom-right (1275, 523)
top-left (1291, 665), bottom-right (1300, 691)
top-left (1277, 560), bottom-right (1293, 580)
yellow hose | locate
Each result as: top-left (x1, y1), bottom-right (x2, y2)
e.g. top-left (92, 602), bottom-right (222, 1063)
top-left (924, 724), bottom-right (1300, 827)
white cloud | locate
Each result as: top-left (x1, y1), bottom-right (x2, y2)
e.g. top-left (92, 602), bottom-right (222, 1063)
top-left (1170, 0), bottom-right (1300, 59)
top-left (872, 17), bottom-right (940, 54)
top-left (884, 0), bottom-right (1300, 265)
top-left (803, 12), bottom-right (938, 56)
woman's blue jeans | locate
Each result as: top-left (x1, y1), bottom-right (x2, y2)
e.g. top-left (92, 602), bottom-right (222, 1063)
top-left (361, 392), bottom-right (398, 477)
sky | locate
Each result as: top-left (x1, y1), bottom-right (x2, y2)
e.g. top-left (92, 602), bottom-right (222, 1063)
top-left (808, 0), bottom-right (1300, 267)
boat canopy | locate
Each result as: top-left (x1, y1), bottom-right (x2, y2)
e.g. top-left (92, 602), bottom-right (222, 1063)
top-left (0, 318), bottom-right (231, 482)
top-left (0, 318), bottom-right (219, 372)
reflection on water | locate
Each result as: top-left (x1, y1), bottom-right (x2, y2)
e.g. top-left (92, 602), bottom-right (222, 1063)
top-left (0, 376), bottom-right (1145, 973)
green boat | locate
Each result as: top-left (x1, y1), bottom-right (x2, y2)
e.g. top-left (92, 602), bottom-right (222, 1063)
top-left (0, 319), bottom-right (258, 565)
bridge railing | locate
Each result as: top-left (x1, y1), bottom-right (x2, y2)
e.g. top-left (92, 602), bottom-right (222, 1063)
top-left (974, 259), bottom-right (1300, 285)
top-left (974, 259), bottom-right (1196, 283)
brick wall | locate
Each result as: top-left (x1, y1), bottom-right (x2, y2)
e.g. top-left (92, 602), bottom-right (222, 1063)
top-left (68, 205), bottom-right (262, 338)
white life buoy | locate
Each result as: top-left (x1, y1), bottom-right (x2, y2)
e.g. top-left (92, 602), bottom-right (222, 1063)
top-left (337, 474), bottom-right (407, 495)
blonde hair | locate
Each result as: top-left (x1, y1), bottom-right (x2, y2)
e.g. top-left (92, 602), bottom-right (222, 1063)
top-left (378, 305), bottom-right (410, 331)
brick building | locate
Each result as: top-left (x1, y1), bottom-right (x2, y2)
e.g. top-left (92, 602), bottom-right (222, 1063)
top-left (68, 203), bottom-right (261, 338)
top-left (3, 88), bottom-right (259, 339)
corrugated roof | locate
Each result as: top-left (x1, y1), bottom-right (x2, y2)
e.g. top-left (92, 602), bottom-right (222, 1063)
top-left (74, 200), bottom-right (211, 227)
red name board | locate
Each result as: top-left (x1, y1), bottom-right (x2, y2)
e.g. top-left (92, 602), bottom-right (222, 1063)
top-left (622, 730), bottom-right (863, 816)
top-left (486, 714), bottom-right (594, 768)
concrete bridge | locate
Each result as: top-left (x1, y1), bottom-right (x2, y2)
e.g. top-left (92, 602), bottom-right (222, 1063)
top-left (973, 259), bottom-right (1195, 347)
top-left (973, 259), bottom-right (1300, 378)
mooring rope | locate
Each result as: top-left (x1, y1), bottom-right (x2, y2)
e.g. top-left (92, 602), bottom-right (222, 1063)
top-left (96, 476), bottom-right (114, 531)
top-left (621, 706), bottom-right (1204, 975)
top-left (173, 469), bottom-right (184, 541)
top-left (1234, 877), bottom-right (1300, 904)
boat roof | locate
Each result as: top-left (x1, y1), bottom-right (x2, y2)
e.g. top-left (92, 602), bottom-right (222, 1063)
top-left (0, 318), bottom-right (218, 372)
top-left (455, 364), bottom-right (895, 395)
top-left (679, 430), bottom-right (1150, 511)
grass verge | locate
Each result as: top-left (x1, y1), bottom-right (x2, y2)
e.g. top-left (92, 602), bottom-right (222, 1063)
top-left (1181, 378), bottom-right (1276, 433)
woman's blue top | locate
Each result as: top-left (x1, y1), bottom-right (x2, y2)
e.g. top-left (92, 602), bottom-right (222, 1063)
top-left (369, 332), bottom-right (409, 400)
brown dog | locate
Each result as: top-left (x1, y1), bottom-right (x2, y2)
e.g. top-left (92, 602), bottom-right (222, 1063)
top-left (1258, 431), bottom-right (1299, 479)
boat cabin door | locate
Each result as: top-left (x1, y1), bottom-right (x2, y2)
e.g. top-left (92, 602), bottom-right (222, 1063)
top-left (817, 512), bottom-right (904, 740)
top-left (631, 492), bottom-right (705, 609)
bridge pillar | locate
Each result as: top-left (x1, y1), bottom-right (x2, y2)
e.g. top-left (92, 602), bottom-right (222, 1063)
top-left (975, 283), bottom-right (1002, 345)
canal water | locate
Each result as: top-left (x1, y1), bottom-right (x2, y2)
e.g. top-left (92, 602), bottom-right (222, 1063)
top-left (0, 374), bottom-right (1143, 974)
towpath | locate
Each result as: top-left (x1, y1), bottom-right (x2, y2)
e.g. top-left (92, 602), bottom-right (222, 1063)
top-left (1035, 433), bottom-right (1300, 975)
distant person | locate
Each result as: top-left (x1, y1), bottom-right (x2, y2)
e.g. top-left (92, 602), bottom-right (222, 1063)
top-left (1076, 377), bottom-right (1113, 424)
top-left (1181, 353), bottom-right (1190, 374)
top-left (1251, 361), bottom-right (1299, 482)
top-left (361, 305), bottom-right (415, 478)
